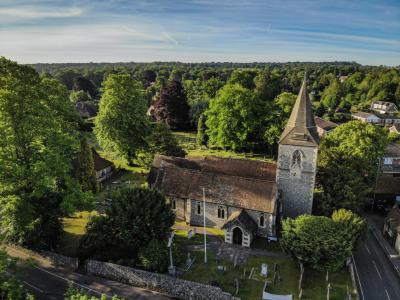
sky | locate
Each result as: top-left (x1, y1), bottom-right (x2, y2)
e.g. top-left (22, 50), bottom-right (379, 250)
top-left (0, 0), bottom-right (399, 65)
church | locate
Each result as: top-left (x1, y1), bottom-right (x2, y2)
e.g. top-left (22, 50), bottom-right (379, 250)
top-left (148, 76), bottom-right (319, 247)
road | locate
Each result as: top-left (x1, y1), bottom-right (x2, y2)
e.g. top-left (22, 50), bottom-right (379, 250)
top-left (17, 263), bottom-right (171, 300)
top-left (353, 230), bottom-right (400, 300)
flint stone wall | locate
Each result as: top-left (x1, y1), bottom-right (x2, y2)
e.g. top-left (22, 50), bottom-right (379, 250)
top-left (86, 260), bottom-right (239, 300)
top-left (41, 251), bottom-right (79, 270)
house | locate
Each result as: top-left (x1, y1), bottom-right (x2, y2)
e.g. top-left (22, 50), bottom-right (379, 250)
top-left (370, 101), bottom-right (398, 115)
top-left (352, 111), bottom-right (400, 125)
top-left (76, 101), bottom-right (98, 119)
top-left (92, 150), bottom-right (114, 182)
top-left (374, 143), bottom-right (400, 207)
top-left (314, 117), bottom-right (338, 137)
top-left (383, 204), bottom-right (400, 255)
top-left (149, 75), bottom-right (319, 247)
top-left (339, 75), bottom-right (348, 83)
top-left (352, 112), bottom-right (381, 123)
top-left (389, 124), bottom-right (400, 134)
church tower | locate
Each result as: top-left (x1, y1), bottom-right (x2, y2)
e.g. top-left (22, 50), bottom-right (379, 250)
top-left (276, 74), bottom-right (319, 218)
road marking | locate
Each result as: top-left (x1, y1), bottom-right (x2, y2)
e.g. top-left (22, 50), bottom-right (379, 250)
top-left (372, 260), bottom-right (383, 280)
top-left (23, 281), bottom-right (44, 293)
top-left (365, 245), bottom-right (371, 255)
top-left (352, 254), bottom-right (365, 300)
top-left (33, 266), bottom-right (113, 299)
top-left (385, 289), bottom-right (391, 300)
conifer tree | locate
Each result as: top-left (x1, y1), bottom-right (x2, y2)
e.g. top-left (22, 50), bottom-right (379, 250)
top-left (197, 113), bottom-right (208, 147)
top-left (75, 138), bottom-right (99, 193)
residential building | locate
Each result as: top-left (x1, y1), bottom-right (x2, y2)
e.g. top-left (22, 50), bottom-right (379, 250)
top-left (352, 112), bottom-right (381, 123)
top-left (370, 101), bottom-right (398, 115)
top-left (314, 117), bottom-right (338, 137)
top-left (92, 150), bottom-right (114, 183)
top-left (389, 124), bottom-right (400, 134)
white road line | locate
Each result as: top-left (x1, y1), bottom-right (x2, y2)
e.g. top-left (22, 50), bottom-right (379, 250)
top-left (365, 245), bottom-right (371, 255)
top-left (33, 266), bottom-right (113, 299)
top-left (23, 280), bottom-right (44, 293)
top-left (372, 260), bottom-right (383, 280)
top-left (352, 254), bottom-right (365, 300)
top-left (385, 289), bottom-right (391, 300)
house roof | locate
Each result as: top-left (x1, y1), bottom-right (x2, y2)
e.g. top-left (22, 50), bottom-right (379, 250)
top-left (149, 155), bottom-right (277, 213)
top-left (375, 113), bottom-right (400, 120)
top-left (371, 101), bottom-right (397, 111)
top-left (314, 117), bottom-right (338, 131)
top-left (375, 173), bottom-right (400, 195)
top-left (92, 150), bottom-right (114, 171)
top-left (76, 101), bottom-right (98, 119)
top-left (279, 74), bottom-right (319, 147)
top-left (385, 143), bottom-right (400, 157)
top-left (352, 112), bottom-right (377, 119)
top-left (222, 210), bottom-right (258, 233)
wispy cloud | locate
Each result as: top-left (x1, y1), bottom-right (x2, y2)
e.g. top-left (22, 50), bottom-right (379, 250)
top-left (0, 6), bottom-right (83, 19)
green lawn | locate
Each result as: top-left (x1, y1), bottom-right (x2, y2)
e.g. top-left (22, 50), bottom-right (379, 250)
top-left (58, 211), bottom-right (97, 257)
top-left (173, 131), bottom-right (275, 162)
top-left (181, 250), bottom-right (356, 300)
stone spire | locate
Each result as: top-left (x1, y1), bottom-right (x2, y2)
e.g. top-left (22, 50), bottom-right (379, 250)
top-left (279, 73), bottom-right (319, 147)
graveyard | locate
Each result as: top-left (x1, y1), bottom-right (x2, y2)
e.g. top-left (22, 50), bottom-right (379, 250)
top-left (176, 230), bottom-right (356, 300)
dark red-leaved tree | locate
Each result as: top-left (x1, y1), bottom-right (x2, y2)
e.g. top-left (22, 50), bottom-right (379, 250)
top-left (152, 80), bottom-right (190, 130)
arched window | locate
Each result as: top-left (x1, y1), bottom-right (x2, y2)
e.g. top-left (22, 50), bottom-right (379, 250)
top-left (291, 150), bottom-right (302, 168)
top-left (217, 206), bottom-right (225, 219)
top-left (196, 201), bottom-right (202, 215)
top-left (171, 199), bottom-right (176, 210)
top-left (259, 214), bottom-right (265, 227)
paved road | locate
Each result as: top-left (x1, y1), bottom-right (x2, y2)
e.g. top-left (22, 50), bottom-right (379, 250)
top-left (353, 231), bottom-right (400, 300)
top-left (17, 264), bottom-right (171, 300)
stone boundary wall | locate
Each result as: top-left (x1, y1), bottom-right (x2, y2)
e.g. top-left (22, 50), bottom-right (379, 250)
top-left (86, 260), bottom-right (240, 300)
top-left (41, 250), bottom-right (79, 270)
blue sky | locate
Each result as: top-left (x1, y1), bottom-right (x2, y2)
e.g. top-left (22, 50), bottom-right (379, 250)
top-left (0, 0), bottom-right (399, 65)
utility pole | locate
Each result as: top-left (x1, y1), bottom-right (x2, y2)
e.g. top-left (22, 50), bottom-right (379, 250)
top-left (203, 187), bottom-right (207, 264)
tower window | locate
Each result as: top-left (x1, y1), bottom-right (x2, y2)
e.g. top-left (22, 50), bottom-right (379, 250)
top-left (217, 206), bottom-right (225, 219)
top-left (291, 150), bottom-right (302, 168)
top-left (259, 214), bottom-right (265, 227)
top-left (196, 201), bottom-right (202, 215)
top-left (171, 199), bottom-right (176, 210)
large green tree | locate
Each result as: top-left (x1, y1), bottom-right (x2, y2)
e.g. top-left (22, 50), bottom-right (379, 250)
top-left (79, 187), bottom-right (175, 262)
top-left (316, 121), bottom-right (388, 214)
top-left (281, 212), bottom-right (362, 272)
top-left (0, 57), bottom-right (91, 249)
top-left (0, 250), bottom-right (29, 299)
top-left (94, 74), bottom-right (150, 162)
top-left (205, 83), bottom-right (265, 150)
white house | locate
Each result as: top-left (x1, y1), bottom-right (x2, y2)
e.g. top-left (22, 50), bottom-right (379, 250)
top-left (370, 101), bottom-right (398, 115)
top-left (352, 112), bottom-right (381, 123)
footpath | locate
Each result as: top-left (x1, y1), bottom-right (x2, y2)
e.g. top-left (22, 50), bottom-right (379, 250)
top-left (363, 212), bottom-right (400, 278)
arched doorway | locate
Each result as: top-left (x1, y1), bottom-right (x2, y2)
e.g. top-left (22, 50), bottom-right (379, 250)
top-left (232, 227), bottom-right (243, 245)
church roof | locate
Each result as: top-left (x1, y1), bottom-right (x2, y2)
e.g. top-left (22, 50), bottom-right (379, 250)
top-left (279, 74), bottom-right (319, 147)
top-left (148, 155), bottom-right (277, 214)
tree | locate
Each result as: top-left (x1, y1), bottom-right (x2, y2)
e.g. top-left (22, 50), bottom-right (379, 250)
top-left (205, 84), bottom-right (266, 150)
top-left (152, 80), bottom-right (190, 130)
top-left (316, 121), bottom-right (388, 213)
top-left (197, 113), bottom-right (208, 147)
top-left (331, 209), bottom-right (367, 248)
top-left (135, 123), bottom-right (186, 167)
top-left (0, 57), bottom-right (92, 249)
top-left (227, 69), bottom-right (258, 89)
top-left (64, 283), bottom-right (123, 300)
top-left (70, 90), bottom-right (91, 103)
top-left (274, 92), bottom-right (297, 117)
top-left (94, 74), bottom-right (150, 162)
top-left (280, 215), bottom-right (353, 272)
top-left (72, 77), bottom-right (98, 99)
top-left (79, 187), bottom-right (175, 262)
top-left (0, 250), bottom-right (29, 299)
top-left (75, 138), bottom-right (99, 193)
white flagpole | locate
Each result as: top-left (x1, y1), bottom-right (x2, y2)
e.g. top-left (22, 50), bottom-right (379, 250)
top-left (203, 187), bottom-right (207, 264)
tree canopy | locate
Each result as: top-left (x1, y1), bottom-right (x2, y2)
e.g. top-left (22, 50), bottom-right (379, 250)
top-left (316, 121), bottom-right (388, 214)
top-left (79, 187), bottom-right (175, 262)
top-left (94, 73), bottom-right (150, 162)
top-left (0, 57), bottom-right (92, 249)
top-left (281, 211), bottom-right (365, 272)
